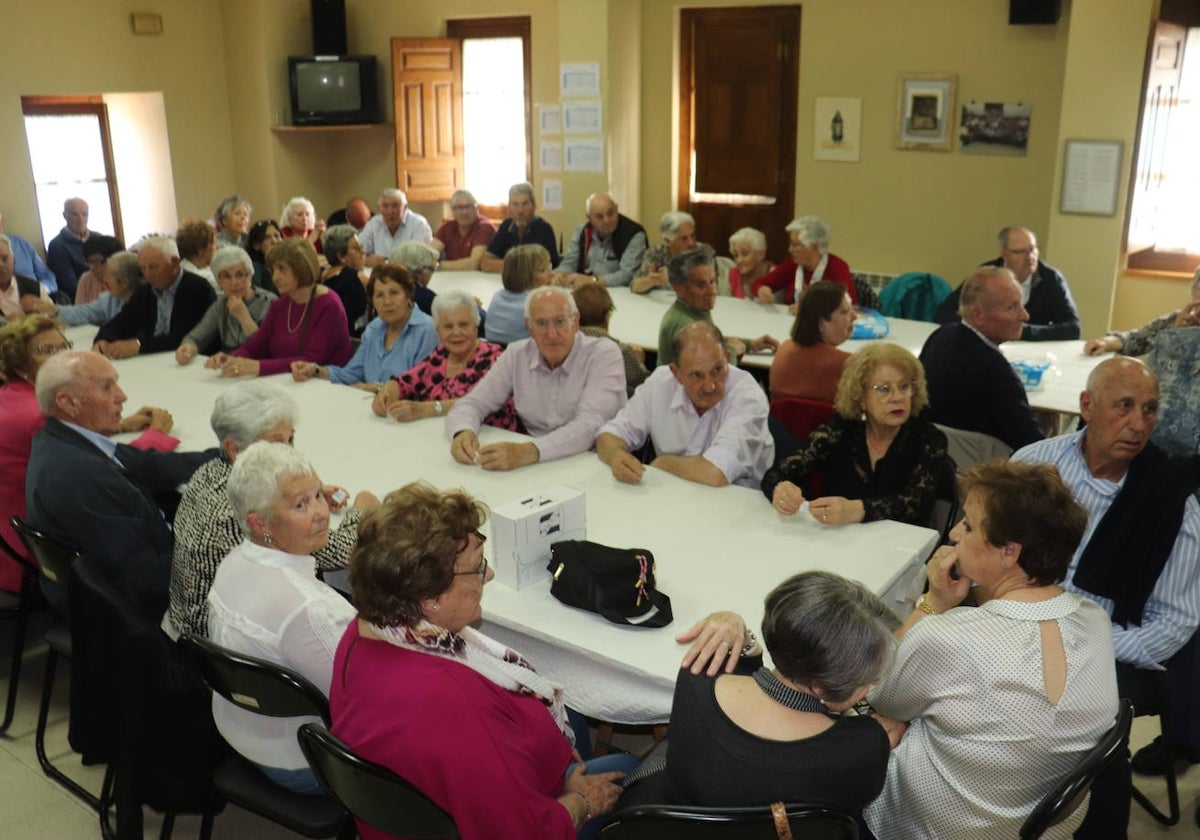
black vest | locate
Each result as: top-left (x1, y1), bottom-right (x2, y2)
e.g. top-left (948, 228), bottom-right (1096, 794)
top-left (575, 214), bottom-right (646, 263)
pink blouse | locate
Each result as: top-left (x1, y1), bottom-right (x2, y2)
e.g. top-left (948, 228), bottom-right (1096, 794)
top-left (232, 290), bottom-right (352, 376)
top-left (393, 341), bottom-right (520, 431)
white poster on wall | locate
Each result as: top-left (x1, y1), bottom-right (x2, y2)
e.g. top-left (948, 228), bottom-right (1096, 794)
top-left (565, 139), bottom-right (605, 173)
top-left (538, 103), bottom-right (562, 135)
top-left (542, 179), bottom-right (563, 210)
top-left (539, 140), bottom-right (562, 172)
top-left (563, 101), bottom-right (603, 135)
top-left (560, 63), bottom-right (601, 98)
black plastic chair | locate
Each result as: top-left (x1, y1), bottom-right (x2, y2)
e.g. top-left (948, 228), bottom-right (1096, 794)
top-left (176, 634), bottom-right (352, 840)
top-left (297, 722), bottom-right (460, 839)
top-left (598, 803), bottom-right (859, 839)
top-left (1020, 698), bottom-right (1134, 838)
top-left (1129, 673), bottom-right (1181, 826)
top-left (0, 531), bottom-right (41, 735)
top-left (9, 515), bottom-right (98, 809)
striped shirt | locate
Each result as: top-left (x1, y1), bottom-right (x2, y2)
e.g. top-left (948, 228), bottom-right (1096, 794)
top-left (1012, 431), bottom-right (1200, 669)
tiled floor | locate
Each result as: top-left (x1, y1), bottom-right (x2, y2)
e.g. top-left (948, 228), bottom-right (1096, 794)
top-left (1, 616), bottom-right (1197, 838)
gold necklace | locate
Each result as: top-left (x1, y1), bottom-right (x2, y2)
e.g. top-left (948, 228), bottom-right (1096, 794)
top-left (286, 297), bottom-right (309, 334)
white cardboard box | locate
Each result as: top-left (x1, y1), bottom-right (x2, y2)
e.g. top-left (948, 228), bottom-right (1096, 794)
top-left (489, 485), bottom-right (586, 589)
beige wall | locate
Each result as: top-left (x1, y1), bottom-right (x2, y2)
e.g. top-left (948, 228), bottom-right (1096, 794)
top-left (0, 0), bottom-right (1171, 334)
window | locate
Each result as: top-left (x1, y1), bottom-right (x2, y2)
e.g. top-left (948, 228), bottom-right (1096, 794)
top-left (1126, 23), bottom-right (1200, 274)
top-left (21, 97), bottom-right (123, 248)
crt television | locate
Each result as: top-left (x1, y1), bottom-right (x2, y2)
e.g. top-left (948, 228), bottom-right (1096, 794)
top-left (288, 55), bottom-right (380, 126)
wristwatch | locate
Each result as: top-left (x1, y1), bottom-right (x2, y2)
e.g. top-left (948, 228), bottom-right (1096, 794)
top-left (433, 400), bottom-right (444, 416)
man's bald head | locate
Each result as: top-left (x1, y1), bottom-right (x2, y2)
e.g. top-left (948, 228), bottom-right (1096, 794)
top-left (346, 197), bottom-right (372, 230)
top-left (959, 266), bottom-right (1028, 344)
top-left (1080, 356), bottom-right (1160, 477)
top-left (36, 350), bottom-right (127, 434)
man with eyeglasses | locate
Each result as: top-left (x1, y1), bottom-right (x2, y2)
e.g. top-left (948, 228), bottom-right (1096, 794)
top-left (920, 265), bottom-right (1044, 451)
top-left (555, 192), bottom-right (648, 289)
top-left (446, 286), bottom-right (625, 471)
top-left (934, 226), bottom-right (1081, 341)
top-left (430, 189), bottom-right (497, 271)
top-left (596, 321), bottom-right (772, 488)
top-left (0, 235), bottom-right (53, 321)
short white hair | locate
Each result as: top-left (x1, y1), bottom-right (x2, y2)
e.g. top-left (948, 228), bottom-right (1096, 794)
top-left (785, 216), bottom-right (831, 252)
top-left (729, 227), bottom-right (767, 254)
top-left (210, 246), bottom-right (253, 278)
top-left (523, 285), bottom-right (578, 320)
top-left (226, 441), bottom-right (318, 534)
top-left (450, 189), bottom-right (476, 206)
top-left (380, 188), bottom-right (407, 205)
top-left (136, 235), bottom-right (180, 260)
top-left (281, 196), bottom-right (315, 224)
top-left (432, 290), bottom-right (480, 327)
top-left (210, 381), bottom-right (299, 449)
top-left (660, 211), bottom-right (695, 238)
top-left (388, 241), bottom-right (438, 271)
top-left (508, 182), bottom-right (536, 203)
top-left (34, 350), bottom-right (90, 415)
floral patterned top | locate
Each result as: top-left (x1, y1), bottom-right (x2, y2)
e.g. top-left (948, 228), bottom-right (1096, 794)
top-left (393, 340), bottom-right (520, 431)
top-left (761, 414), bottom-right (951, 526)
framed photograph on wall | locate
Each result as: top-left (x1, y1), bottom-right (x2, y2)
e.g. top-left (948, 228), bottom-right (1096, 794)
top-left (814, 97), bottom-right (862, 163)
top-left (895, 74), bottom-right (957, 152)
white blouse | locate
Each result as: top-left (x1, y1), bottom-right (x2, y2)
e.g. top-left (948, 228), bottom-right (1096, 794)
top-left (207, 539), bottom-right (356, 771)
top-left (863, 592), bottom-right (1119, 839)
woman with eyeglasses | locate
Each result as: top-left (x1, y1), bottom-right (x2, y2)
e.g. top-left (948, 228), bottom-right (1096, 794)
top-left (206, 441), bottom-right (359, 794)
top-left (770, 281), bottom-right (857, 403)
top-left (762, 343), bottom-right (951, 527)
top-left (331, 481), bottom-right (643, 840)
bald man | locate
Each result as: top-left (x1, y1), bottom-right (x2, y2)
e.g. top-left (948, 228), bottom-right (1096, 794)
top-left (555, 193), bottom-right (647, 288)
top-left (46, 197), bottom-right (91, 300)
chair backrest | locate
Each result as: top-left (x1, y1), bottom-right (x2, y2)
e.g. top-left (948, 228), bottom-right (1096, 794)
top-left (178, 633), bottom-right (331, 725)
top-left (297, 723), bottom-right (460, 840)
top-left (599, 803), bottom-right (859, 839)
top-left (769, 398), bottom-right (837, 443)
top-left (1019, 698), bottom-right (1134, 839)
top-left (933, 424), bottom-right (1013, 472)
top-left (879, 272), bottom-right (952, 322)
top-left (10, 515), bottom-right (80, 587)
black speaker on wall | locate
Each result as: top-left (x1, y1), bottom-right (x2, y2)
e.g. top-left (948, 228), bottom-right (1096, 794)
top-left (1009, 0), bottom-right (1062, 25)
top-left (312, 0), bottom-right (348, 55)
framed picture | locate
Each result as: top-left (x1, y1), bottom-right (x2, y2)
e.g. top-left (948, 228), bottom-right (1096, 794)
top-left (895, 74), bottom-right (957, 152)
top-left (814, 97), bottom-right (862, 163)
top-left (959, 100), bottom-right (1031, 156)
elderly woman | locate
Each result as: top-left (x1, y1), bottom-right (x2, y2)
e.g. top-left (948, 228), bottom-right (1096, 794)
top-left (751, 216), bottom-right (856, 312)
top-left (573, 283), bottom-right (648, 397)
top-left (207, 239), bottom-right (352, 378)
top-left (207, 442), bottom-right (360, 793)
top-left (862, 460), bottom-right (1120, 839)
top-left (213, 195), bottom-right (253, 249)
top-left (763, 343), bottom-right (950, 527)
top-left (175, 247), bottom-right (276, 364)
top-left (247, 219), bottom-right (284, 294)
top-left (371, 290), bottom-right (519, 428)
top-left (620, 572), bottom-right (896, 817)
top-left (177, 219), bottom-right (217, 285)
top-left (388, 240), bottom-right (440, 315)
top-left (769, 281), bottom-right (857, 402)
top-left (280, 196), bottom-right (325, 254)
top-left (1085, 266), bottom-right (1200, 356)
top-left (632, 211), bottom-right (716, 294)
top-left (726, 227), bottom-right (773, 299)
top-left (486, 243), bottom-right (552, 344)
top-left (0, 316), bottom-right (173, 591)
top-left (330, 481), bottom-right (635, 840)
top-left (28, 251), bottom-right (143, 327)
top-left (169, 382), bottom-right (377, 639)
top-left (292, 265), bottom-right (437, 393)
top-left (321, 224), bottom-right (369, 334)
top-left (73, 234), bottom-right (125, 305)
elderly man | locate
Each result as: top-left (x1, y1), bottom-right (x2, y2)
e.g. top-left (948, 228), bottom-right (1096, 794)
top-left (919, 266), bottom-right (1042, 450)
top-left (0, 212), bottom-right (57, 296)
top-left (445, 285), bottom-right (625, 470)
top-left (325, 196), bottom-right (373, 231)
top-left (632, 211), bottom-right (708, 294)
top-left (750, 215), bottom-right (855, 310)
top-left (93, 236), bottom-right (215, 358)
top-left (555, 193), bottom-right (647, 288)
top-left (597, 321), bottom-right (773, 488)
top-left (657, 248), bottom-right (778, 367)
top-left (1012, 358), bottom-right (1200, 832)
top-left (430, 189), bottom-right (497, 270)
top-left (480, 182), bottom-right (559, 273)
top-left (46, 197), bottom-right (91, 300)
top-left (0, 235), bottom-right (52, 321)
top-left (935, 226), bottom-right (1081, 340)
top-left (360, 189), bottom-right (434, 267)
top-left (25, 351), bottom-right (216, 620)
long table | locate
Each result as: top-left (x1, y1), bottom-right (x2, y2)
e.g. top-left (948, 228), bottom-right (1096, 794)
top-left (429, 271), bottom-right (1109, 416)
top-left (67, 323), bottom-right (938, 724)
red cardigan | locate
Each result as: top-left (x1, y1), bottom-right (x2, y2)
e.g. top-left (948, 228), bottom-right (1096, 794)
top-left (750, 253), bottom-right (855, 305)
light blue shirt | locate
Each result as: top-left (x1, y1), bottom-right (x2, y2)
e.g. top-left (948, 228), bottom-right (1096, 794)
top-left (62, 420), bottom-right (120, 465)
top-left (358, 209), bottom-right (434, 256)
top-left (154, 269), bottom-right (184, 336)
top-left (7, 233), bottom-right (58, 293)
top-left (326, 308), bottom-right (438, 385)
top-left (1012, 430), bottom-right (1200, 669)
top-left (56, 291), bottom-right (125, 327)
top-left (484, 289), bottom-right (529, 345)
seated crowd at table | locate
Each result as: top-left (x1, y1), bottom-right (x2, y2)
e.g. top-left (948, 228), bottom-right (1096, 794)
top-left (2, 186), bottom-right (1200, 840)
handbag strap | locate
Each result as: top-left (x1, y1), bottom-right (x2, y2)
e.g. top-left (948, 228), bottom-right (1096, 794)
top-left (770, 802), bottom-right (793, 840)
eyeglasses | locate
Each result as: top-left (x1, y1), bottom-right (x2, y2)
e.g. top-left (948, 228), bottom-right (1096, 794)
top-left (86, 256), bottom-right (107, 266)
top-left (869, 381), bottom-right (915, 397)
top-left (452, 531), bottom-right (488, 581)
top-left (32, 340), bottom-right (73, 357)
top-left (1004, 247), bottom-right (1038, 257)
top-left (530, 315), bottom-right (572, 333)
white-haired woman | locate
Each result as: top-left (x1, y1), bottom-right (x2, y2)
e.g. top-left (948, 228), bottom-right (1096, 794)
top-left (176, 247), bottom-right (276, 364)
top-left (1085, 267), bottom-right (1200, 356)
top-left (727, 227), bottom-right (774, 299)
top-left (389, 240), bottom-right (440, 315)
top-left (372, 290), bottom-right (520, 429)
top-left (751, 216), bottom-right (856, 313)
top-left (169, 382), bottom-right (378, 639)
top-left (205, 442), bottom-right (363, 794)
top-left (632, 211), bottom-right (715, 294)
top-left (213, 195), bottom-right (253, 249)
top-left (280, 196), bottom-right (325, 254)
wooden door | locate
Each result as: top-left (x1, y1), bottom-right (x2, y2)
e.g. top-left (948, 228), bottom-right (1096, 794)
top-left (392, 39), bottom-right (464, 202)
top-left (679, 7), bottom-right (801, 263)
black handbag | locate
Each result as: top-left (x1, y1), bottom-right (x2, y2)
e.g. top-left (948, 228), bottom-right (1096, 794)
top-left (547, 540), bottom-right (673, 627)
